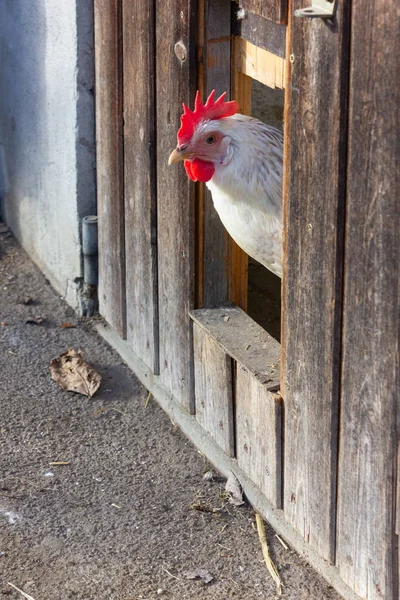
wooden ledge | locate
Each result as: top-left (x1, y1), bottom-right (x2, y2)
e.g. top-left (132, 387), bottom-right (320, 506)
top-left (190, 306), bottom-right (280, 391)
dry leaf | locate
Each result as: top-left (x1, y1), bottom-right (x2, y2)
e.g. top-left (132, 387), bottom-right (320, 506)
top-left (49, 348), bottom-right (101, 398)
top-left (185, 568), bottom-right (214, 584)
top-left (225, 471), bottom-right (244, 506)
top-left (59, 322), bottom-right (76, 329)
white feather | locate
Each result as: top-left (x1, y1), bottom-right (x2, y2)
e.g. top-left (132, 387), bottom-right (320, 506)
top-left (201, 114), bottom-right (283, 277)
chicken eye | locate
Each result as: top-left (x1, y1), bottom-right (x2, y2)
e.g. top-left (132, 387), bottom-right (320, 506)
top-left (205, 134), bottom-right (216, 144)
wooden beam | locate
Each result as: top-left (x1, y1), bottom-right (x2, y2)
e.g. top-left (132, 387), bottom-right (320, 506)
top-left (155, 0), bottom-right (197, 412)
top-left (123, 0), bottom-right (159, 373)
top-left (336, 0), bottom-right (399, 597)
top-left (94, 0), bottom-right (126, 337)
top-left (281, 0), bottom-right (351, 563)
top-left (232, 37), bottom-right (286, 90)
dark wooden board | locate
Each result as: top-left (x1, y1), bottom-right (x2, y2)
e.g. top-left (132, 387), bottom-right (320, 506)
top-left (123, 0), bottom-right (159, 373)
top-left (193, 323), bottom-right (235, 456)
top-left (237, 0), bottom-right (287, 25)
top-left (198, 0), bottom-right (232, 308)
top-left (336, 1), bottom-right (399, 597)
top-left (231, 2), bottom-right (286, 58)
top-left (281, 0), bottom-right (351, 562)
top-left (236, 366), bottom-right (282, 507)
top-left (190, 306), bottom-right (280, 390)
top-left (156, 0), bottom-right (197, 412)
top-left (94, 0), bottom-right (126, 337)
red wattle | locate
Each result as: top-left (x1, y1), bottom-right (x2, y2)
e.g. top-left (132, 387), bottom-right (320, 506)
top-left (184, 159), bottom-right (215, 183)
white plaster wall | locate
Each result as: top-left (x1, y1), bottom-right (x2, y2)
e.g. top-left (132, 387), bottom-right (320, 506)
top-left (0, 0), bottom-right (96, 310)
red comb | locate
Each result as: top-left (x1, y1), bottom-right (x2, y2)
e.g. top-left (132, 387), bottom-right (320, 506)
top-left (177, 90), bottom-right (238, 145)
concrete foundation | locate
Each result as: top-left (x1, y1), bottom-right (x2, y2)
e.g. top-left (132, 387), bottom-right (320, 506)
top-left (0, 0), bottom-right (96, 311)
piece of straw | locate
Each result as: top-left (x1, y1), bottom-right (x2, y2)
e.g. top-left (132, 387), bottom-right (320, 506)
top-left (8, 583), bottom-right (36, 600)
top-left (255, 513), bottom-right (282, 595)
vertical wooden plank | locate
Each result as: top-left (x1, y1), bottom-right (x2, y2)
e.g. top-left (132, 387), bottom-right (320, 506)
top-left (156, 1), bottom-right (196, 411)
top-left (198, 0), bottom-right (232, 308)
top-left (236, 366), bottom-right (282, 507)
top-left (123, 0), bottom-right (159, 373)
top-left (239, 0), bottom-right (287, 24)
top-left (230, 66), bottom-right (251, 311)
top-left (336, 1), bottom-right (399, 597)
top-left (281, 0), bottom-right (350, 562)
top-left (193, 323), bottom-right (234, 456)
top-left (94, 0), bottom-right (126, 337)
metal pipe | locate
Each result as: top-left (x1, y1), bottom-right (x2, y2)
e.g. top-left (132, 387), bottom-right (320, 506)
top-left (82, 215), bottom-right (98, 285)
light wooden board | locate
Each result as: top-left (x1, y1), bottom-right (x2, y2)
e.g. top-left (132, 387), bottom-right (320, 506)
top-left (193, 322), bottom-right (234, 456)
top-left (229, 70), bottom-right (251, 311)
top-left (197, 0), bottom-right (232, 308)
top-left (155, 0), bottom-right (196, 412)
top-left (94, 0), bottom-right (126, 337)
top-left (190, 306), bottom-right (280, 391)
top-left (236, 366), bottom-right (282, 507)
top-left (232, 37), bottom-right (286, 90)
top-left (335, 1), bottom-right (399, 597)
top-left (123, 0), bottom-right (159, 373)
top-left (281, 0), bottom-right (351, 563)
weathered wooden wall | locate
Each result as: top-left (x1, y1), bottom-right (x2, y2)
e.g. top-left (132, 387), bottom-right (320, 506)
top-left (335, 1), bottom-right (399, 598)
top-left (95, 1), bottom-right (399, 597)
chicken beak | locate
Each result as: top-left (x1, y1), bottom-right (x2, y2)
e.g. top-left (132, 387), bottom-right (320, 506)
top-left (168, 146), bottom-right (189, 165)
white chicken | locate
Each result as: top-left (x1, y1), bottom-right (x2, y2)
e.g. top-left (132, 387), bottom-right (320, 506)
top-left (168, 90), bottom-right (283, 277)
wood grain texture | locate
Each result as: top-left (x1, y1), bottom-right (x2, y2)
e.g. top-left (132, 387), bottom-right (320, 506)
top-left (281, 0), bottom-right (351, 562)
top-left (236, 366), bottom-right (282, 507)
top-left (94, 0), bottom-right (126, 337)
top-left (239, 0), bottom-right (287, 24)
top-left (230, 70), bottom-right (251, 311)
top-left (336, 1), bottom-right (399, 597)
top-left (123, 0), bottom-right (159, 373)
top-left (231, 2), bottom-right (286, 58)
top-left (198, 0), bottom-right (232, 308)
top-left (156, 0), bottom-right (196, 412)
top-left (193, 323), bottom-right (234, 456)
top-left (233, 37), bottom-right (286, 89)
top-left (190, 306), bottom-right (280, 390)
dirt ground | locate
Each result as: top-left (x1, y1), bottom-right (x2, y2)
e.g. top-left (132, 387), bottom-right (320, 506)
top-left (0, 231), bottom-right (340, 600)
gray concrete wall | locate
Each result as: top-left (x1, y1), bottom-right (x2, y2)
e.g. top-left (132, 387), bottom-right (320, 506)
top-left (0, 0), bottom-right (96, 311)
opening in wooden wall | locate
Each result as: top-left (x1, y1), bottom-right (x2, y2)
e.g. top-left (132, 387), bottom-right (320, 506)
top-left (194, 17), bottom-right (286, 343)
top-left (229, 39), bottom-right (285, 342)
